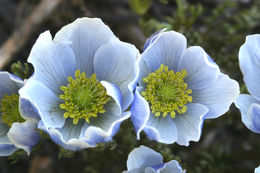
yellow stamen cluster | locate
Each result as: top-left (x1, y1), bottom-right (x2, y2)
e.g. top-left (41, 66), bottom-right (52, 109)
top-left (59, 70), bottom-right (111, 124)
top-left (141, 64), bottom-right (192, 118)
top-left (0, 94), bottom-right (24, 126)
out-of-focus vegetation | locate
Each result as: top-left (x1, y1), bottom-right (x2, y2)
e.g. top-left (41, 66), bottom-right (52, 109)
top-left (1, 0), bottom-right (260, 173)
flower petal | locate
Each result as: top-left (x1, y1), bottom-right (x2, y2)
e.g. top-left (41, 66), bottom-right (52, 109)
top-left (38, 121), bottom-right (93, 151)
top-left (94, 39), bottom-right (139, 110)
top-left (56, 118), bottom-right (85, 142)
top-left (173, 103), bottom-right (208, 146)
top-left (142, 31), bottom-right (187, 72)
top-left (247, 103), bottom-right (260, 133)
top-left (82, 111), bottom-right (131, 146)
top-left (0, 122), bottom-right (10, 144)
top-left (138, 56), bottom-right (153, 87)
top-left (19, 80), bottom-right (65, 128)
top-left (160, 160), bottom-right (185, 173)
top-left (130, 87), bottom-right (150, 139)
top-left (0, 122), bottom-right (18, 156)
top-left (19, 98), bottom-right (40, 121)
top-left (28, 31), bottom-right (76, 95)
top-left (123, 167), bottom-right (145, 173)
top-left (126, 145), bottom-right (163, 171)
top-left (234, 94), bottom-right (260, 133)
top-left (144, 167), bottom-right (157, 173)
top-left (143, 28), bottom-right (167, 51)
top-left (40, 109), bottom-right (130, 150)
top-left (0, 72), bottom-right (24, 100)
top-left (255, 165), bottom-right (260, 173)
top-left (192, 73), bottom-right (239, 119)
top-left (239, 34), bottom-right (260, 101)
top-left (177, 46), bottom-right (220, 90)
top-left (54, 17), bottom-right (116, 76)
top-left (143, 113), bottom-right (177, 144)
top-left (0, 144), bottom-right (18, 156)
top-left (100, 81), bottom-right (123, 113)
top-left (7, 121), bottom-right (40, 154)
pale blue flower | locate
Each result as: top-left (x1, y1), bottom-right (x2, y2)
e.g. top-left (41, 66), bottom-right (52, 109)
top-left (255, 165), bottom-right (260, 173)
top-left (123, 145), bottom-right (185, 173)
top-left (131, 30), bottom-right (239, 146)
top-left (0, 72), bottom-right (39, 156)
top-left (19, 17), bottom-right (139, 150)
top-left (234, 34), bottom-right (260, 133)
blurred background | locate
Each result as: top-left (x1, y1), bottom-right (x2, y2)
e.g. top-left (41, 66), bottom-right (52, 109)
top-left (0, 0), bottom-right (260, 172)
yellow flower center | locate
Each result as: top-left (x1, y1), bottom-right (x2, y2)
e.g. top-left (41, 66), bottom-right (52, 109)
top-left (141, 64), bottom-right (192, 118)
top-left (59, 70), bottom-right (111, 124)
top-left (0, 94), bottom-right (24, 126)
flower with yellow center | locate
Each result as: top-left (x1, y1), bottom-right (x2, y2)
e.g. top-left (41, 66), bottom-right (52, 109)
top-left (0, 94), bottom-right (24, 126)
top-left (131, 30), bottom-right (239, 146)
top-left (19, 17), bottom-right (139, 151)
top-left (0, 72), bottom-right (40, 156)
top-left (59, 70), bottom-right (111, 124)
top-left (141, 64), bottom-right (192, 118)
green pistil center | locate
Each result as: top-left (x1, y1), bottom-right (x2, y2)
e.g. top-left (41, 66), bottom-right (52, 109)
top-left (59, 70), bottom-right (111, 125)
top-left (141, 64), bottom-right (192, 118)
top-left (0, 94), bottom-right (24, 126)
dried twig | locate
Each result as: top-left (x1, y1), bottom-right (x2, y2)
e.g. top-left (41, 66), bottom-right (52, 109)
top-left (0, 0), bottom-right (63, 70)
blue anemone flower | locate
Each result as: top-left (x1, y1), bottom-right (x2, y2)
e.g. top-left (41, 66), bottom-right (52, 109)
top-left (123, 145), bottom-right (185, 173)
top-left (234, 34), bottom-right (260, 133)
top-left (19, 17), bottom-right (139, 150)
top-left (131, 30), bottom-right (239, 146)
top-left (0, 72), bottom-right (39, 156)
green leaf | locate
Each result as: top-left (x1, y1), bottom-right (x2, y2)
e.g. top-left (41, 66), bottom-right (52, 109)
top-left (128, 0), bottom-right (152, 15)
top-left (158, 0), bottom-right (168, 4)
top-left (11, 61), bottom-right (31, 79)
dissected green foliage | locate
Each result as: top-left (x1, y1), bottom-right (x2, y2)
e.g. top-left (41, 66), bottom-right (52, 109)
top-left (11, 61), bottom-right (31, 80)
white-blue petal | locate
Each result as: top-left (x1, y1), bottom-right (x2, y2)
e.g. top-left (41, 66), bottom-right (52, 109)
top-left (19, 80), bottom-right (65, 128)
top-left (56, 118), bottom-right (85, 143)
top-left (82, 111), bottom-right (131, 146)
top-left (247, 103), bottom-right (260, 133)
top-left (123, 167), bottom-right (145, 173)
top-left (144, 167), bottom-right (157, 173)
top-left (0, 72), bottom-right (24, 100)
top-left (7, 121), bottom-right (40, 155)
top-left (0, 122), bottom-right (11, 145)
top-left (94, 39), bottom-right (139, 110)
top-left (255, 165), bottom-right (260, 173)
top-left (239, 34), bottom-right (260, 101)
top-left (28, 31), bottom-right (76, 95)
top-left (130, 88), bottom-right (150, 139)
top-left (101, 81), bottom-right (123, 113)
top-left (0, 143), bottom-right (18, 156)
top-left (0, 122), bottom-right (9, 142)
top-left (177, 46), bottom-right (220, 90)
top-left (142, 31), bottom-right (187, 73)
top-left (144, 113), bottom-right (177, 144)
top-left (174, 103), bottom-right (208, 146)
top-left (54, 17), bottom-right (116, 76)
top-left (160, 160), bottom-right (185, 173)
top-left (0, 122), bottom-right (18, 156)
top-left (138, 57), bottom-right (152, 87)
top-left (38, 121), bottom-right (94, 151)
top-left (143, 28), bottom-right (167, 51)
top-left (19, 98), bottom-right (40, 121)
top-left (234, 94), bottom-right (260, 133)
top-left (126, 145), bottom-right (163, 171)
top-left (192, 73), bottom-right (239, 119)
